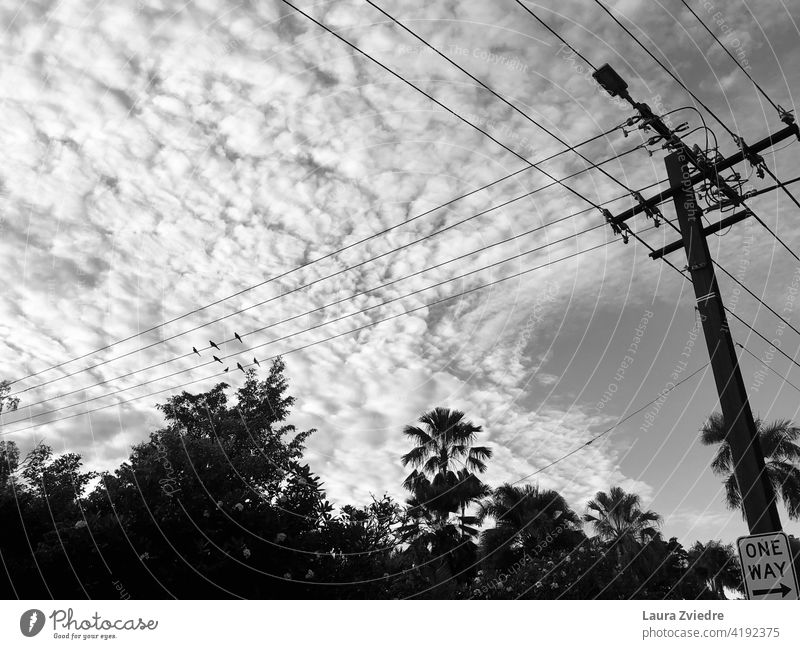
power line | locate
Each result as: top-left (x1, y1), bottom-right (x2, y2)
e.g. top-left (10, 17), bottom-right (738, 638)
top-left (736, 341), bottom-right (800, 395)
top-left (725, 309), bottom-right (800, 374)
top-left (761, 165), bottom-right (800, 216)
top-left (510, 361), bottom-right (711, 485)
top-left (7, 124), bottom-right (629, 390)
top-left (680, 0), bottom-right (785, 118)
top-left (714, 260), bottom-right (800, 342)
top-left (10, 145), bottom-right (655, 399)
top-left (514, 0), bottom-right (596, 71)
top-left (1, 230), bottom-right (646, 436)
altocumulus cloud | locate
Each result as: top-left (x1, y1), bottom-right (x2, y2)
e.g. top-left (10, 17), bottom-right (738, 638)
top-left (1, 0), bottom-right (798, 536)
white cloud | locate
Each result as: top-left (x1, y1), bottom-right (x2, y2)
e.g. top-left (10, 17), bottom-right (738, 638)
top-left (1, 0), bottom-right (798, 543)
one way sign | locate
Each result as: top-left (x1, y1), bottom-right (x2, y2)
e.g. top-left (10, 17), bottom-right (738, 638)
top-left (737, 531), bottom-right (799, 600)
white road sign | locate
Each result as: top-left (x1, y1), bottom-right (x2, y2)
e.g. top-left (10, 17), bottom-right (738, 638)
top-left (737, 531), bottom-right (799, 600)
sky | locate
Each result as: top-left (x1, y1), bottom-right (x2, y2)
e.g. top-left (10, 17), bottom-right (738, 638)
top-left (1, 0), bottom-right (800, 547)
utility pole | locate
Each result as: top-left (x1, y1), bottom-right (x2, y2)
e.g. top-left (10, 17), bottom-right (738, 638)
top-left (666, 148), bottom-right (782, 534)
top-left (590, 62), bottom-right (800, 535)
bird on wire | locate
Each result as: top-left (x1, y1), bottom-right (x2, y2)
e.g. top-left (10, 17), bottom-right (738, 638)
top-left (209, 340), bottom-right (220, 350)
top-left (237, 362), bottom-right (245, 373)
top-left (253, 357), bottom-right (261, 367)
top-left (235, 332), bottom-right (243, 344)
top-left (213, 355), bottom-right (222, 364)
top-left (192, 347), bottom-right (200, 356)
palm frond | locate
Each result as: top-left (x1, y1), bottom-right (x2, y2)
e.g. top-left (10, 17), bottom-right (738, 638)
top-left (700, 412), bottom-right (728, 446)
top-left (723, 473), bottom-right (743, 514)
top-left (402, 425), bottom-right (432, 446)
top-left (400, 445), bottom-right (428, 468)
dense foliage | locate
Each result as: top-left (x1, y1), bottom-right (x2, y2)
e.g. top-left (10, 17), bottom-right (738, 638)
top-left (0, 365), bottom-right (793, 599)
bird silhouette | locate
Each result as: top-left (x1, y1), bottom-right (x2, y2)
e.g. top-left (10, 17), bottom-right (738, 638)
top-left (237, 362), bottom-right (245, 373)
top-left (224, 367), bottom-right (229, 373)
top-left (253, 357), bottom-right (261, 367)
top-left (209, 340), bottom-right (220, 350)
top-left (235, 332), bottom-right (243, 344)
top-left (192, 347), bottom-right (200, 356)
top-left (213, 355), bottom-right (222, 364)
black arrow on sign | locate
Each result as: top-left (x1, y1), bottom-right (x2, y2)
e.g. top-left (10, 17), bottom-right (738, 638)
top-left (752, 583), bottom-right (792, 598)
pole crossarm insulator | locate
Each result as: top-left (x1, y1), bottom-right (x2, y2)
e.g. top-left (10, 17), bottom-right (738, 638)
top-left (778, 104), bottom-right (795, 126)
top-left (733, 135), bottom-right (767, 179)
top-left (601, 208), bottom-right (629, 243)
top-left (632, 191), bottom-right (661, 227)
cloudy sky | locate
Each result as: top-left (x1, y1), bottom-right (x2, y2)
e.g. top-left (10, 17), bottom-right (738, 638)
top-left (2, 0), bottom-right (800, 546)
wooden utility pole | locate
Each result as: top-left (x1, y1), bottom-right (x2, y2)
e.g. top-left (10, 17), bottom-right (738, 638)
top-left (590, 62), bottom-right (798, 535)
top-left (666, 149), bottom-right (782, 534)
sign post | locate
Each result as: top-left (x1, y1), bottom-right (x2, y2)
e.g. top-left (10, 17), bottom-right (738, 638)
top-left (737, 531), bottom-right (799, 600)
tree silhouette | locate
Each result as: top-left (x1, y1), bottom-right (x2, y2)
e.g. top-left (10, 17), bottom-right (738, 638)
top-left (700, 412), bottom-right (800, 519)
top-left (478, 483), bottom-right (583, 570)
top-left (584, 486), bottom-right (662, 545)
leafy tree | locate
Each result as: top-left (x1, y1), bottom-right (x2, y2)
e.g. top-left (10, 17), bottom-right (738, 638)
top-left (700, 412), bottom-right (800, 519)
top-left (0, 440), bottom-right (20, 490)
top-left (0, 380), bottom-right (20, 415)
top-left (0, 441), bottom-right (97, 597)
top-left (21, 444), bottom-right (97, 509)
top-left (78, 362), bottom-right (320, 598)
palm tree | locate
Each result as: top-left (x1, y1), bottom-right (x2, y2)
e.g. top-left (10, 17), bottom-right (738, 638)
top-left (584, 486), bottom-right (661, 554)
top-left (687, 540), bottom-right (742, 599)
top-left (399, 408), bottom-right (492, 592)
top-left (478, 483), bottom-right (583, 569)
top-left (700, 412), bottom-right (800, 519)
top-left (401, 407), bottom-right (492, 486)
top-left (401, 408), bottom-right (492, 526)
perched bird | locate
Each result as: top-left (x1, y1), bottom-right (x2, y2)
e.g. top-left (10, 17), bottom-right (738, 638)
top-left (209, 340), bottom-right (220, 350)
top-left (234, 332), bottom-right (243, 344)
top-left (224, 367), bottom-right (229, 373)
top-left (237, 362), bottom-right (245, 373)
top-left (253, 357), bottom-right (261, 367)
top-left (192, 347), bottom-right (200, 356)
top-left (213, 355), bottom-right (222, 364)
